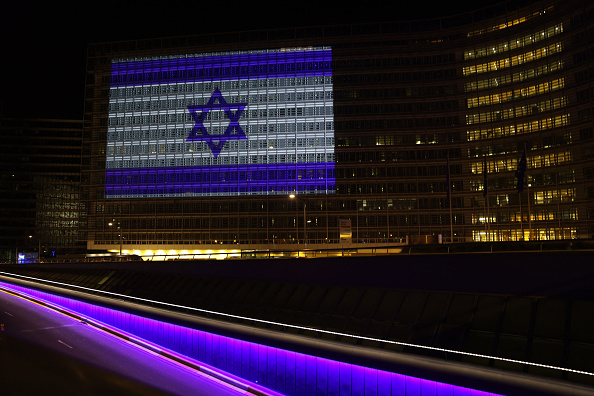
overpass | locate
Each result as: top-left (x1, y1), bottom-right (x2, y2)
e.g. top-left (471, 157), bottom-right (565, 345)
top-left (1, 251), bottom-right (594, 395)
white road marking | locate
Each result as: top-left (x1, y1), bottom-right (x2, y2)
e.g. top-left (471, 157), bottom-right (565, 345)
top-left (57, 339), bottom-right (73, 349)
top-left (21, 324), bottom-right (78, 333)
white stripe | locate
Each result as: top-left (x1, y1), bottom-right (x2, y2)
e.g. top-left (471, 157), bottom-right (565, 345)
top-left (57, 339), bottom-right (73, 349)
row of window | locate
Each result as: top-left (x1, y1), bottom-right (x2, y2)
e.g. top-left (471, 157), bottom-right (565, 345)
top-left (107, 122), bottom-right (335, 140)
top-left (463, 42), bottom-right (562, 76)
top-left (106, 183), bottom-right (333, 199)
top-left (335, 149), bottom-right (463, 163)
top-left (109, 76), bottom-right (333, 98)
top-left (335, 116), bottom-right (460, 130)
top-left (469, 170), bottom-right (576, 191)
top-left (108, 105), bottom-right (333, 126)
top-left (114, 46), bottom-right (325, 63)
top-left (107, 137), bottom-right (335, 155)
top-left (334, 69), bottom-right (457, 84)
top-left (577, 87), bottom-right (594, 102)
top-left (35, 210), bottom-right (79, 220)
top-left (336, 100), bottom-right (459, 115)
top-left (334, 85), bottom-right (458, 99)
top-left (106, 153), bottom-right (336, 169)
top-left (337, 133), bottom-right (461, 147)
top-left (473, 228), bottom-right (576, 242)
top-left (466, 96), bottom-right (567, 125)
top-left (37, 204), bottom-right (80, 214)
top-left (339, 181), bottom-right (461, 195)
top-left (337, 165), bottom-right (457, 179)
top-left (110, 60), bottom-right (332, 86)
top-left (464, 61), bottom-right (563, 92)
top-left (468, 133), bottom-right (571, 157)
top-left (530, 169), bottom-right (575, 186)
top-left (464, 24), bottom-right (563, 60)
top-left (107, 169), bottom-right (331, 186)
top-left (466, 6), bottom-right (553, 37)
top-left (470, 151), bottom-right (572, 174)
top-left (109, 98), bottom-right (464, 120)
top-left (109, 91), bottom-right (333, 112)
top-left (534, 189), bottom-right (576, 204)
top-left (31, 192), bottom-right (80, 201)
top-left (333, 53), bottom-right (456, 69)
top-left (34, 220), bottom-right (79, 228)
top-left (93, 189), bottom-right (581, 220)
top-left (466, 114), bottom-right (569, 141)
top-left (573, 46), bottom-right (594, 65)
top-left (472, 209), bottom-right (577, 225)
top-left (358, 198), bottom-right (418, 211)
top-left (466, 78), bottom-right (564, 108)
top-left (95, 199), bottom-right (351, 215)
top-left (575, 65), bottom-right (594, 82)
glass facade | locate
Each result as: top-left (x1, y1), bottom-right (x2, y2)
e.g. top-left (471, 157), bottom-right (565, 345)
top-left (0, 118), bottom-right (85, 262)
top-left (106, 47), bottom-right (335, 198)
top-left (82, 0), bottom-right (594, 255)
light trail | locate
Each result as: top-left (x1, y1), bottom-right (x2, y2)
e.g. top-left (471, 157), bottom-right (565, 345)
top-left (1, 271), bottom-right (592, 378)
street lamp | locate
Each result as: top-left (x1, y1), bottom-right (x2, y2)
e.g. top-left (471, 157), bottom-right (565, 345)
top-left (28, 235), bottom-right (41, 262)
top-left (289, 194), bottom-right (308, 250)
top-left (108, 221), bottom-right (123, 260)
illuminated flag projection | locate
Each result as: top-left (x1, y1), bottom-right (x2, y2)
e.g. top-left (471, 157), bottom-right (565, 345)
top-left (105, 47), bottom-right (335, 198)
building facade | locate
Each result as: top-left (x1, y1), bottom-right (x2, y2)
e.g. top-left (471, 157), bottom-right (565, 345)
top-left (0, 118), bottom-right (85, 262)
top-left (82, 0), bottom-right (594, 258)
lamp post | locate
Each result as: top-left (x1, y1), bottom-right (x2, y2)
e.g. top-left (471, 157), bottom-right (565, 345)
top-left (28, 235), bottom-right (41, 262)
top-left (289, 194), bottom-right (308, 250)
top-left (108, 221), bottom-right (123, 260)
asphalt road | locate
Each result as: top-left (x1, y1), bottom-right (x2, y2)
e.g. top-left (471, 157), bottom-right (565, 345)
top-left (0, 289), bottom-right (248, 396)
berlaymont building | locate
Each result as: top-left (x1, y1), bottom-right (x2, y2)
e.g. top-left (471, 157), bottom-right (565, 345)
top-left (81, 0), bottom-right (594, 259)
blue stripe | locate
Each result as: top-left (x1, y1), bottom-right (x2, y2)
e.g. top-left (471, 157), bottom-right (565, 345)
top-left (111, 50), bottom-right (332, 87)
top-left (112, 50), bottom-right (332, 73)
top-left (105, 162), bottom-right (335, 197)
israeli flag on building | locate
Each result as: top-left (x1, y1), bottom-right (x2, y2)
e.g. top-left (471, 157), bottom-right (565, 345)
top-left (105, 47), bottom-right (335, 198)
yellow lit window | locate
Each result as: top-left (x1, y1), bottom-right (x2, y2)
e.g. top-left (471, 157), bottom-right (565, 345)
top-left (463, 42), bottom-right (562, 76)
top-left (466, 6), bottom-right (554, 37)
top-left (465, 24), bottom-right (562, 60)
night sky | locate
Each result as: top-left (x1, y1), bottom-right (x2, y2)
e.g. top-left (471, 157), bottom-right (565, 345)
top-left (2, 1), bottom-right (488, 120)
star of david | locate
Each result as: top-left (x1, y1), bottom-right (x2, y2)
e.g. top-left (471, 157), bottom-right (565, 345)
top-left (186, 88), bottom-right (248, 158)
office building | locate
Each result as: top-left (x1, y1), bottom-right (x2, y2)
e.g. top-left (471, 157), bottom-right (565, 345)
top-left (81, 0), bottom-right (594, 258)
top-left (0, 118), bottom-right (85, 262)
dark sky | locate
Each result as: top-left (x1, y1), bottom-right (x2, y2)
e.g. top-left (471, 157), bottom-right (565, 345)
top-left (1, 1), bottom-right (489, 120)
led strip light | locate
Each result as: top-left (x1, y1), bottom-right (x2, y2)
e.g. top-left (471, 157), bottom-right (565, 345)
top-left (0, 282), bottom-right (283, 396)
top-left (1, 271), bottom-right (592, 377)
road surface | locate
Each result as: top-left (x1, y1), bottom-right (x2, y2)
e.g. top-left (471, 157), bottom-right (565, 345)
top-left (0, 287), bottom-right (250, 396)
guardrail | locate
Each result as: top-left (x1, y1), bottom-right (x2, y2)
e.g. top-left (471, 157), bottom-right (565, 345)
top-left (1, 272), bottom-right (592, 396)
top-left (3, 239), bottom-right (592, 264)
